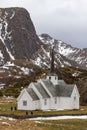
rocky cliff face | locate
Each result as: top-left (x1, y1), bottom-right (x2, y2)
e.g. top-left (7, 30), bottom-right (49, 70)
top-left (0, 7), bottom-right (41, 64)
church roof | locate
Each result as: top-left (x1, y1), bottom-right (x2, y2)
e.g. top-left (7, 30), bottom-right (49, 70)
top-left (27, 88), bottom-right (39, 100)
top-left (56, 84), bottom-right (75, 97)
top-left (34, 82), bottom-right (50, 98)
top-left (58, 80), bottom-right (66, 85)
top-left (26, 79), bottom-right (75, 100)
top-left (41, 79), bottom-right (57, 97)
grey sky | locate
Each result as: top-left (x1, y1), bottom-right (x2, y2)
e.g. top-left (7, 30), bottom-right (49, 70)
top-left (0, 0), bottom-right (87, 48)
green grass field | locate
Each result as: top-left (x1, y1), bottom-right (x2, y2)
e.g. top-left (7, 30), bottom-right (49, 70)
top-left (37, 119), bottom-right (87, 130)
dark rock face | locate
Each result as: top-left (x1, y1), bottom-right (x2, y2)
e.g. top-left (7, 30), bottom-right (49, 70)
top-left (0, 7), bottom-right (41, 63)
top-left (40, 34), bottom-right (53, 40)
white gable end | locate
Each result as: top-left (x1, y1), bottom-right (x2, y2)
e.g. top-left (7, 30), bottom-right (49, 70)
top-left (71, 85), bottom-right (80, 109)
top-left (17, 89), bottom-right (32, 110)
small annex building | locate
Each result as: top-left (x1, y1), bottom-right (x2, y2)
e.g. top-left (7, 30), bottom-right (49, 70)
top-left (17, 49), bottom-right (80, 111)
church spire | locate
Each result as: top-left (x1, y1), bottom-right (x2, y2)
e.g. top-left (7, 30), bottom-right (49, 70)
top-left (46, 48), bottom-right (58, 85)
top-left (50, 48), bottom-right (54, 73)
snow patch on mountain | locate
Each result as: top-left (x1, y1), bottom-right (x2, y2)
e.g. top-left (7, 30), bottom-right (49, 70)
top-left (64, 61), bottom-right (71, 66)
top-left (20, 67), bottom-right (31, 75)
top-left (0, 10), bottom-right (15, 60)
top-left (0, 84), bottom-right (5, 90)
top-left (58, 44), bottom-right (76, 56)
top-left (1, 62), bottom-right (15, 70)
top-left (10, 11), bottom-right (15, 19)
top-left (72, 72), bottom-right (80, 77)
top-left (0, 61), bottom-right (33, 75)
top-left (0, 51), bottom-right (4, 59)
top-left (34, 57), bottom-right (42, 66)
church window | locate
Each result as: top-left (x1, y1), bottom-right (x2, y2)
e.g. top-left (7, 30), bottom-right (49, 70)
top-left (54, 97), bottom-right (57, 104)
top-left (23, 100), bottom-right (27, 106)
top-left (74, 96), bottom-right (76, 101)
top-left (44, 99), bottom-right (47, 105)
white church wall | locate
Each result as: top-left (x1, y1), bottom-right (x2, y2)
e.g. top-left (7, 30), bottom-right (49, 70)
top-left (33, 100), bottom-right (40, 110)
top-left (48, 96), bottom-right (76, 110)
top-left (39, 96), bottom-right (75, 110)
top-left (49, 97), bottom-right (59, 110)
top-left (57, 97), bottom-right (73, 110)
top-left (40, 98), bottom-right (50, 110)
top-left (71, 86), bottom-right (80, 109)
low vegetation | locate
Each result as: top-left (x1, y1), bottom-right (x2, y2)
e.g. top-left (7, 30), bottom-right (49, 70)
top-left (0, 118), bottom-right (37, 130)
top-left (37, 119), bottom-right (87, 130)
top-left (0, 118), bottom-right (87, 130)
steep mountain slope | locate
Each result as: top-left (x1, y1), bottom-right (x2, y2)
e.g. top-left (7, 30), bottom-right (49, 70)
top-left (0, 7), bottom-right (44, 88)
top-left (0, 7), bottom-right (41, 64)
top-left (32, 33), bottom-right (87, 69)
top-left (0, 8), bottom-right (87, 70)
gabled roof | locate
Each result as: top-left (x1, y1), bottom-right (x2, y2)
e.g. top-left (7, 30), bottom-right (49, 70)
top-left (34, 82), bottom-right (50, 98)
top-left (27, 88), bottom-right (39, 100)
top-left (26, 78), bottom-right (75, 100)
top-left (41, 79), bottom-right (57, 97)
top-left (58, 80), bottom-right (66, 85)
top-left (56, 84), bottom-right (75, 97)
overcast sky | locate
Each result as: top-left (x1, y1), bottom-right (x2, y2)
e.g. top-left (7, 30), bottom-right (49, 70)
top-left (0, 0), bottom-right (87, 48)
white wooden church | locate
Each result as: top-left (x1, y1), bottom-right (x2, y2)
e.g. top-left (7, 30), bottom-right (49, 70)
top-left (17, 50), bottom-right (80, 111)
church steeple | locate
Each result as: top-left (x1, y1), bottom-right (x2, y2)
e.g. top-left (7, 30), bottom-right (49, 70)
top-left (50, 48), bottom-right (54, 73)
top-left (46, 48), bottom-right (58, 85)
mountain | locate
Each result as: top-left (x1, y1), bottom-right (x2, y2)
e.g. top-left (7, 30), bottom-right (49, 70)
top-left (0, 7), bottom-right (87, 71)
top-left (32, 33), bottom-right (87, 70)
top-left (0, 7), bottom-right (44, 88)
top-left (0, 7), bottom-right (42, 64)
